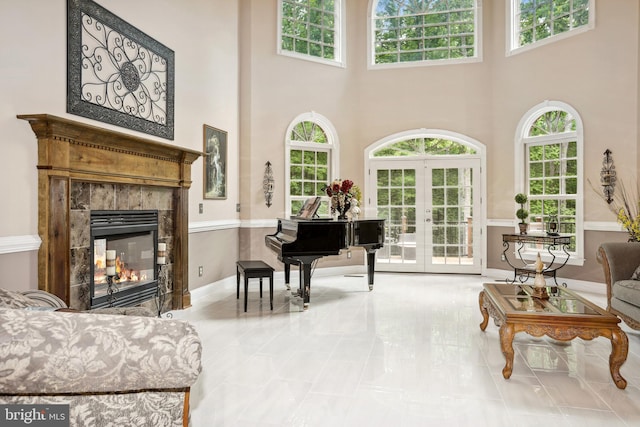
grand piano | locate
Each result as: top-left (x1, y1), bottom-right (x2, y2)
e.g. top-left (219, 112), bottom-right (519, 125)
top-left (265, 217), bottom-right (385, 309)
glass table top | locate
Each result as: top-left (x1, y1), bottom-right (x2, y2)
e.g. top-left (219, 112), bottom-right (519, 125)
top-left (483, 283), bottom-right (603, 317)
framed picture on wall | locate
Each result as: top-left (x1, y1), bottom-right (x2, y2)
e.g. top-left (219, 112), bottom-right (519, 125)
top-left (203, 125), bottom-right (227, 199)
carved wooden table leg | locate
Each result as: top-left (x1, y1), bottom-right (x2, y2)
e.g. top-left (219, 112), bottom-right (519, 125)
top-left (609, 327), bottom-right (629, 389)
top-left (499, 323), bottom-right (516, 379)
top-left (479, 291), bottom-right (489, 331)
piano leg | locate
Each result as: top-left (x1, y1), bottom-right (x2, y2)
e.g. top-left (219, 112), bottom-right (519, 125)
top-left (366, 249), bottom-right (377, 291)
top-left (284, 261), bottom-right (292, 291)
top-left (301, 263), bottom-right (311, 309)
top-left (290, 256), bottom-right (318, 310)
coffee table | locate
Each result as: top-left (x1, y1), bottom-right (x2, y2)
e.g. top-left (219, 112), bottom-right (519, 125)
top-left (479, 283), bottom-right (628, 389)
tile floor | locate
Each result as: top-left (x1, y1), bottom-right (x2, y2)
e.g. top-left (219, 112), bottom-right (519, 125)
top-left (173, 272), bottom-right (640, 426)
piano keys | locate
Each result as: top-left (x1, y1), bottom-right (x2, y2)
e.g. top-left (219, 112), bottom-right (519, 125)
top-left (265, 217), bottom-right (385, 309)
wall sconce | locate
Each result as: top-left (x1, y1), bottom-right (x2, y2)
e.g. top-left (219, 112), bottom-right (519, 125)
top-left (263, 161), bottom-right (274, 207)
top-left (600, 149), bottom-right (616, 204)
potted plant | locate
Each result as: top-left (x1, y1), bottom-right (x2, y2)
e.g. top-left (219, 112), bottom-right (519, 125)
top-left (515, 193), bottom-right (529, 234)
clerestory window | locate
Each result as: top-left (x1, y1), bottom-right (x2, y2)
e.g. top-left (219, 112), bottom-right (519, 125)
top-left (370, 0), bottom-right (481, 68)
top-left (286, 113), bottom-right (339, 216)
top-left (278, 0), bottom-right (345, 67)
top-left (372, 136), bottom-right (477, 157)
top-left (509, 0), bottom-right (595, 54)
top-left (516, 101), bottom-right (584, 262)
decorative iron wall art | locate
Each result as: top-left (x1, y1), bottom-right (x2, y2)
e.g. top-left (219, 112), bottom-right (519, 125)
top-left (263, 161), bottom-right (274, 207)
top-left (203, 125), bottom-right (227, 200)
top-left (67, 0), bottom-right (175, 139)
top-left (600, 149), bottom-right (616, 204)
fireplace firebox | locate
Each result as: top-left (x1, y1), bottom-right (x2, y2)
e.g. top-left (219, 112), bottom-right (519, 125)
top-left (90, 210), bottom-right (159, 309)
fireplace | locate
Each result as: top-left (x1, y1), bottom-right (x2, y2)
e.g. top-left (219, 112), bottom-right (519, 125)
top-left (19, 114), bottom-right (201, 310)
top-left (91, 210), bottom-right (159, 309)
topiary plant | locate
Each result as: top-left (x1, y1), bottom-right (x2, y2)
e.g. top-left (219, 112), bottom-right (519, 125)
top-left (515, 193), bottom-right (529, 224)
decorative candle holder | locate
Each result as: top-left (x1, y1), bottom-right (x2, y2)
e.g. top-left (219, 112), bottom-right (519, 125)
top-left (155, 242), bottom-right (171, 318)
top-left (546, 215), bottom-right (559, 236)
top-left (156, 265), bottom-right (167, 317)
top-left (106, 249), bottom-right (118, 306)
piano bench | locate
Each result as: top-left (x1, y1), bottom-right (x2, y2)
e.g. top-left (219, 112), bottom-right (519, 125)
top-left (236, 260), bottom-right (275, 312)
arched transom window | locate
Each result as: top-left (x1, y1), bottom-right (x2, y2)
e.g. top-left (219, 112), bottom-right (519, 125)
top-left (286, 113), bottom-right (339, 216)
top-left (372, 137), bottom-right (477, 157)
top-left (370, 0), bottom-right (481, 67)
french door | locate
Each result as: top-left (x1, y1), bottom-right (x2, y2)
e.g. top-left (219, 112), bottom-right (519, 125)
top-left (370, 158), bottom-right (482, 274)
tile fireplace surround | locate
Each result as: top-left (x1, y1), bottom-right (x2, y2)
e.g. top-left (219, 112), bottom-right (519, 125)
top-left (19, 114), bottom-right (201, 311)
top-left (71, 183), bottom-right (171, 310)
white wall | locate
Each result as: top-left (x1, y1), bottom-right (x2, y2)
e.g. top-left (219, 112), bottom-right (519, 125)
top-left (0, 0), bottom-right (240, 290)
top-left (240, 0), bottom-right (638, 223)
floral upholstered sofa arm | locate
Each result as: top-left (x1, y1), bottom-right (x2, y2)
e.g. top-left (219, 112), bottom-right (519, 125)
top-left (0, 308), bottom-right (202, 394)
top-left (0, 287), bottom-right (156, 317)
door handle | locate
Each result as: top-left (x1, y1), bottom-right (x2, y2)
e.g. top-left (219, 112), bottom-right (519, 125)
top-left (426, 218), bottom-right (431, 222)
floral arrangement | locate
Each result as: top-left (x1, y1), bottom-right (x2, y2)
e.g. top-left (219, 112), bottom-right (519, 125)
top-left (613, 181), bottom-right (640, 241)
top-left (323, 179), bottom-right (355, 218)
top-left (592, 178), bottom-right (640, 241)
top-left (617, 208), bottom-right (640, 241)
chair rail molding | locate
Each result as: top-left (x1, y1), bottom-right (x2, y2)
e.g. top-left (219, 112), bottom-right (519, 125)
top-left (0, 235), bottom-right (42, 254)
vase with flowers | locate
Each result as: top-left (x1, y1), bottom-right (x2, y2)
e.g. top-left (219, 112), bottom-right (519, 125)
top-left (324, 179), bottom-right (355, 220)
top-left (611, 182), bottom-right (640, 242)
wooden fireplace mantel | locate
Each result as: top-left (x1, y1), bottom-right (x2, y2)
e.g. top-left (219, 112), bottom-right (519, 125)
top-left (19, 114), bottom-right (202, 309)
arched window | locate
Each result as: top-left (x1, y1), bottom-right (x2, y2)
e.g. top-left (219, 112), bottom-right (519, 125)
top-left (509, 0), bottom-right (595, 55)
top-left (278, 0), bottom-right (346, 67)
top-left (515, 101), bottom-right (584, 262)
top-left (286, 112), bottom-right (339, 216)
top-left (369, 0), bottom-right (482, 68)
top-left (371, 136), bottom-right (477, 157)
top-left (365, 129), bottom-right (486, 274)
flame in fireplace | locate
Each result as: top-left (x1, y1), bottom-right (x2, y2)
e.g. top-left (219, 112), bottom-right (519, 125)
top-left (114, 255), bottom-right (147, 283)
top-left (94, 255), bottom-right (147, 285)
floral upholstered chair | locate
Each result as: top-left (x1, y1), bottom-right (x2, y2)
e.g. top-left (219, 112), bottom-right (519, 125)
top-left (0, 288), bottom-right (202, 427)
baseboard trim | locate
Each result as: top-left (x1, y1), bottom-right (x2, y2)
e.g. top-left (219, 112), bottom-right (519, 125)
top-left (189, 265), bottom-right (368, 300)
top-left (189, 266), bottom-right (606, 306)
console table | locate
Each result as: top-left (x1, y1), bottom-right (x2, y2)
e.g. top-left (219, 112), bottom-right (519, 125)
top-left (502, 233), bottom-right (571, 286)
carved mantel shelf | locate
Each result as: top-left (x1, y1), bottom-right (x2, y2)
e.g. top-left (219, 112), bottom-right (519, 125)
top-left (19, 114), bottom-right (202, 309)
